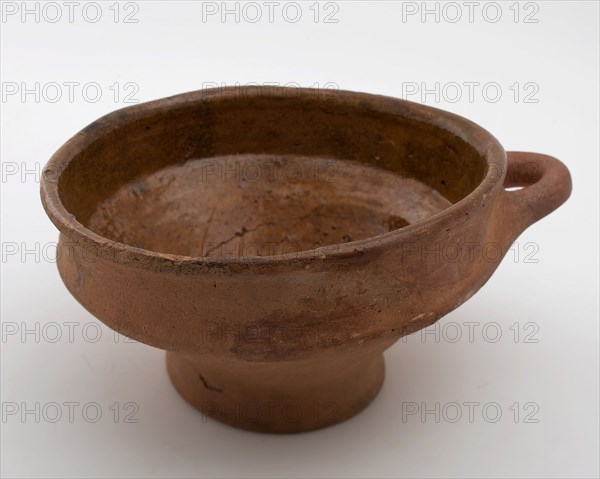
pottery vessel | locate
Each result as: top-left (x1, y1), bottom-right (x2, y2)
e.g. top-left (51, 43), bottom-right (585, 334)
top-left (41, 87), bottom-right (571, 433)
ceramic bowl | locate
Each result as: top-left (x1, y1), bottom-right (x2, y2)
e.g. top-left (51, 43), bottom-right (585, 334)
top-left (41, 87), bottom-right (571, 433)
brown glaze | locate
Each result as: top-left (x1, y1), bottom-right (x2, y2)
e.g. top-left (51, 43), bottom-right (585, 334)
top-left (41, 87), bottom-right (572, 433)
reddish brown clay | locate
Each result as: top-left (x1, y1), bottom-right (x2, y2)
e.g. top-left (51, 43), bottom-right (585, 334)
top-left (41, 87), bottom-right (572, 433)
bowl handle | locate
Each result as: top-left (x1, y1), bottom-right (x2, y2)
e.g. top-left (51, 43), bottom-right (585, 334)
top-left (496, 151), bottom-right (572, 241)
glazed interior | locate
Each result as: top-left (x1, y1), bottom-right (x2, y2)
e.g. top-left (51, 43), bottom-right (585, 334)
top-left (56, 91), bottom-right (487, 258)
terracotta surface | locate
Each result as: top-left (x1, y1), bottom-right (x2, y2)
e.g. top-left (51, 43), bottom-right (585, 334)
top-left (41, 87), bottom-right (572, 433)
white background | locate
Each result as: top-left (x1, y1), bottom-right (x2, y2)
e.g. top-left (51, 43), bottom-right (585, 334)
top-left (1, 1), bottom-right (599, 478)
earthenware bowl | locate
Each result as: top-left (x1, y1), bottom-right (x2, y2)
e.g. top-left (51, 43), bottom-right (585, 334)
top-left (41, 87), bottom-right (571, 433)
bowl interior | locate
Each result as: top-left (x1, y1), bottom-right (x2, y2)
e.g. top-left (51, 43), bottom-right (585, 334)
top-left (57, 92), bottom-right (486, 258)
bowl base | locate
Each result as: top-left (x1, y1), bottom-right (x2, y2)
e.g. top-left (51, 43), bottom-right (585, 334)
top-left (166, 351), bottom-right (385, 433)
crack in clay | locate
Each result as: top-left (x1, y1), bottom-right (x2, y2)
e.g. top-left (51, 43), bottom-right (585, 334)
top-left (202, 221), bottom-right (277, 256)
top-left (198, 374), bottom-right (223, 393)
top-left (200, 207), bottom-right (216, 252)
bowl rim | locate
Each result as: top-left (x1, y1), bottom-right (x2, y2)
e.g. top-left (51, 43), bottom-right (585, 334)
top-left (40, 86), bottom-right (507, 271)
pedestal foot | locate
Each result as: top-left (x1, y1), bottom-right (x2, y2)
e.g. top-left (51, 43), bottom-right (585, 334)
top-left (166, 351), bottom-right (385, 433)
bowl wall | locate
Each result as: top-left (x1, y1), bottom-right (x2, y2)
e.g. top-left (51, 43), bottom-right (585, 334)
top-left (43, 87), bottom-right (509, 356)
